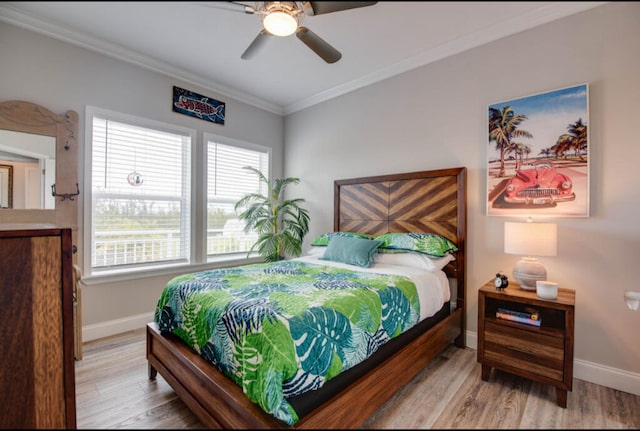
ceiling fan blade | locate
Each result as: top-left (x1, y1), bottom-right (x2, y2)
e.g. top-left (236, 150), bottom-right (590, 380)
top-left (303, 1), bottom-right (377, 16)
top-left (296, 26), bottom-right (341, 64)
top-left (241, 29), bottom-right (271, 59)
top-left (193, 1), bottom-right (256, 14)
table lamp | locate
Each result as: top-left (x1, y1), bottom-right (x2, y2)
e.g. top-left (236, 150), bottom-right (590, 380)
top-left (504, 220), bottom-right (557, 290)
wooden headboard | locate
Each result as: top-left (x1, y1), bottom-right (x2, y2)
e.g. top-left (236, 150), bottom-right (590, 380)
top-left (334, 167), bottom-right (467, 319)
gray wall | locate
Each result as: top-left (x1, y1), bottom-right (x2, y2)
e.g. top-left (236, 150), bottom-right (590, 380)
top-left (0, 22), bottom-right (284, 330)
top-left (285, 2), bottom-right (640, 391)
top-left (2, 2), bottom-right (638, 395)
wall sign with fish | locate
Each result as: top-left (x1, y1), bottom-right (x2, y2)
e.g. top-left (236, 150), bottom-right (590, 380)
top-left (172, 86), bottom-right (225, 125)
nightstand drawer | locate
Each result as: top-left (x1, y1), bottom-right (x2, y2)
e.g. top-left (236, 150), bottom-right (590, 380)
top-left (483, 321), bottom-right (564, 381)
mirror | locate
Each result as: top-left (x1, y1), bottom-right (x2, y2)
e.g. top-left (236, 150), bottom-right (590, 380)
top-left (0, 100), bottom-right (78, 228)
top-left (0, 129), bottom-right (56, 209)
top-left (0, 164), bottom-right (13, 208)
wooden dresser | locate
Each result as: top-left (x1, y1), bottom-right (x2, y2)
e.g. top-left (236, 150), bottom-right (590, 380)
top-left (0, 226), bottom-right (76, 429)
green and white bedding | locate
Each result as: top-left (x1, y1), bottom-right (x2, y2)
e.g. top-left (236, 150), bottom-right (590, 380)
top-left (153, 256), bottom-right (449, 425)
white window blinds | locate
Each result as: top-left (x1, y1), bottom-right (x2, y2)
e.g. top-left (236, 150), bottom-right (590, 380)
top-left (206, 140), bottom-right (269, 256)
top-left (91, 115), bottom-right (191, 270)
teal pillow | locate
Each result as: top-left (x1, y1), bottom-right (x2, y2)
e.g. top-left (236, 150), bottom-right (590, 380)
top-left (374, 232), bottom-right (457, 258)
top-left (310, 231), bottom-right (375, 247)
top-left (319, 236), bottom-right (383, 268)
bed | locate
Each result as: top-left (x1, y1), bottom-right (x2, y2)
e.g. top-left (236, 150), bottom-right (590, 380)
top-left (146, 167), bottom-right (467, 429)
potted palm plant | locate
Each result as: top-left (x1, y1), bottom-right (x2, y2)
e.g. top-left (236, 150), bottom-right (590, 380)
top-left (234, 166), bottom-right (310, 262)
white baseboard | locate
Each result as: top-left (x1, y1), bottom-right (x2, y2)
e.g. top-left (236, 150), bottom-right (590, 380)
top-left (465, 330), bottom-right (639, 396)
top-left (573, 358), bottom-right (640, 396)
top-left (82, 312), bottom-right (154, 342)
top-left (81, 322), bottom-right (639, 397)
top-left (466, 330), bottom-right (478, 350)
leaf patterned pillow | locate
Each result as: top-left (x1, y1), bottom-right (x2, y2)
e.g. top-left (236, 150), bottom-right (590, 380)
top-left (374, 232), bottom-right (458, 257)
top-left (310, 231), bottom-right (375, 247)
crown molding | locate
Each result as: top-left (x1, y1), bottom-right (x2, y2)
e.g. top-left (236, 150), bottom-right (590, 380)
top-left (1, 2), bottom-right (606, 117)
top-left (283, 2), bottom-right (608, 115)
top-left (0, 2), bottom-right (285, 115)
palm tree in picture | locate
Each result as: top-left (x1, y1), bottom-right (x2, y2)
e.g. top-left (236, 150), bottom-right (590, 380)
top-left (552, 134), bottom-right (573, 159)
top-left (513, 142), bottom-right (531, 170)
top-left (566, 118), bottom-right (588, 160)
top-left (489, 106), bottom-right (533, 177)
top-left (539, 148), bottom-right (552, 158)
top-left (234, 166), bottom-right (310, 262)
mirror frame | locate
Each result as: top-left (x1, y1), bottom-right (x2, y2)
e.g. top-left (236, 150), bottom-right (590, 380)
top-left (0, 100), bottom-right (78, 229)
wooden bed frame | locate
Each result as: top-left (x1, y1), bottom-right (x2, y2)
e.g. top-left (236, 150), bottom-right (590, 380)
top-left (146, 167), bottom-right (467, 429)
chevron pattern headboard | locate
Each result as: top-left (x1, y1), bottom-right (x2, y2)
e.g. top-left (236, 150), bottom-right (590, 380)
top-left (333, 167), bottom-right (467, 308)
top-left (334, 168), bottom-right (465, 240)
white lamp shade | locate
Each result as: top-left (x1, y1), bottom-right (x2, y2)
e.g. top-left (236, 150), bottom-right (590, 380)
top-left (504, 222), bottom-right (557, 257)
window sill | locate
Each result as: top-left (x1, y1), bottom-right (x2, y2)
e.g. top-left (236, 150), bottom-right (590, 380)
top-left (82, 254), bottom-right (264, 286)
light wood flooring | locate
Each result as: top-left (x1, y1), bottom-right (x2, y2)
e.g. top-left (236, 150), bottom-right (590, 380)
top-left (75, 328), bottom-right (639, 429)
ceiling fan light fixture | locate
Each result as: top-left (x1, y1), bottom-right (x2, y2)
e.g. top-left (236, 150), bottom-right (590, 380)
top-left (263, 10), bottom-right (298, 36)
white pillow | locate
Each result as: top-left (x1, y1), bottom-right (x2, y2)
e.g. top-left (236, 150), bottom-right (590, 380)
top-left (373, 251), bottom-right (454, 272)
top-left (306, 246), bottom-right (325, 257)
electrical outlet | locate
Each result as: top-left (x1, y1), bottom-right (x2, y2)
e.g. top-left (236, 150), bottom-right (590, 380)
top-left (624, 290), bottom-right (640, 311)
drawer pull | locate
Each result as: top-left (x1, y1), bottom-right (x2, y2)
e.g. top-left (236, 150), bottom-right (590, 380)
top-left (507, 345), bottom-right (535, 355)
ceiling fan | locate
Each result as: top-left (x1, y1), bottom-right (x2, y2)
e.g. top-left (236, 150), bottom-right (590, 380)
top-left (204, 2), bottom-right (378, 63)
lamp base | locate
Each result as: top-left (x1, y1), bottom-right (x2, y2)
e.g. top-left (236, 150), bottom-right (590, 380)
top-left (512, 257), bottom-right (547, 291)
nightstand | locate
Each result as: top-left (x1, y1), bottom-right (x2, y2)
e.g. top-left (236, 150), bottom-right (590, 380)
top-left (477, 280), bottom-right (575, 407)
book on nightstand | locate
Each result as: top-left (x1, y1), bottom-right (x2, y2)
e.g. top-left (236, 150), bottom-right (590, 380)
top-left (496, 307), bottom-right (541, 326)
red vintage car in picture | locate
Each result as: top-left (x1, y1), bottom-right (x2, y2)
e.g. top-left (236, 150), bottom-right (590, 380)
top-left (504, 161), bottom-right (575, 206)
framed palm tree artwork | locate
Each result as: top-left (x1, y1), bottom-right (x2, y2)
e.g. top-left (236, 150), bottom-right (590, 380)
top-left (487, 83), bottom-right (589, 217)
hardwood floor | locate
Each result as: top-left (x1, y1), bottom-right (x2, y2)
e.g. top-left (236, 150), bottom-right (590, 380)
top-left (75, 328), bottom-right (639, 429)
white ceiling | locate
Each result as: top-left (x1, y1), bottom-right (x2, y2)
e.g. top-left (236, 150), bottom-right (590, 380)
top-left (1, 1), bottom-right (605, 115)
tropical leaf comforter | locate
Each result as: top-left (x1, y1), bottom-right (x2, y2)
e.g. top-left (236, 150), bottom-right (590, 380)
top-left (154, 258), bottom-right (433, 425)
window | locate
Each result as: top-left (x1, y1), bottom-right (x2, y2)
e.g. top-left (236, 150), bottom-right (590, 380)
top-left (85, 107), bottom-right (271, 278)
top-left (87, 108), bottom-right (193, 274)
top-left (206, 137), bottom-right (270, 258)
